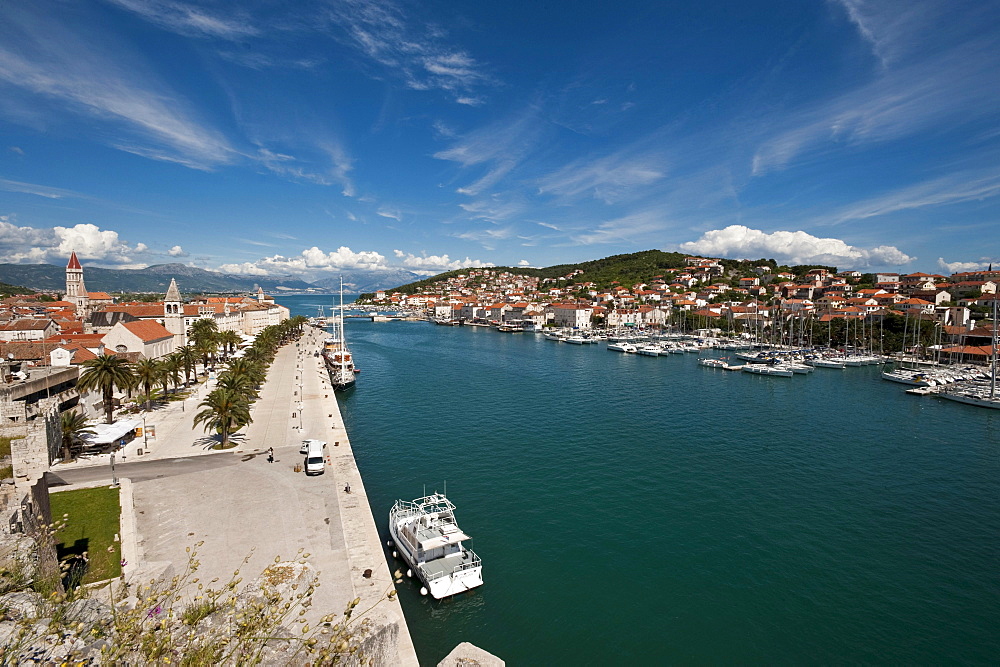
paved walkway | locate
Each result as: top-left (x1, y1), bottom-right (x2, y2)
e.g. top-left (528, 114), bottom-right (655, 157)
top-left (57, 329), bottom-right (416, 665)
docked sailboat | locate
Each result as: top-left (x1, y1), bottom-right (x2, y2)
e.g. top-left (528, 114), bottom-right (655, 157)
top-left (323, 278), bottom-right (356, 391)
top-left (388, 493), bottom-right (483, 599)
top-left (939, 298), bottom-right (999, 409)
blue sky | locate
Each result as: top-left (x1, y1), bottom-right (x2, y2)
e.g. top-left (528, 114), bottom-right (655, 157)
top-left (1, 0), bottom-right (998, 280)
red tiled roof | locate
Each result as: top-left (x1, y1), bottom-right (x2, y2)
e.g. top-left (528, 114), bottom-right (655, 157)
top-left (122, 320), bottom-right (173, 342)
top-left (67, 251), bottom-right (81, 270)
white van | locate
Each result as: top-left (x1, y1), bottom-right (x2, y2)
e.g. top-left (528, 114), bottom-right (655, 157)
top-left (304, 439), bottom-right (326, 475)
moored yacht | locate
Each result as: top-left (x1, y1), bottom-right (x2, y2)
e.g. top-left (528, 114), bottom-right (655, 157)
top-left (388, 493), bottom-right (483, 599)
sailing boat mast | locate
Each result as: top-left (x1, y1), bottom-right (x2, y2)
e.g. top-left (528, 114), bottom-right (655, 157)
top-left (991, 297), bottom-right (997, 399)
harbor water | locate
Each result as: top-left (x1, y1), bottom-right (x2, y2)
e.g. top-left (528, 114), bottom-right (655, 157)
top-left (279, 296), bottom-right (1000, 664)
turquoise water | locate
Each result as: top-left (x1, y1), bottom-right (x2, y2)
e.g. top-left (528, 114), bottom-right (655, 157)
top-left (280, 296), bottom-right (1000, 664)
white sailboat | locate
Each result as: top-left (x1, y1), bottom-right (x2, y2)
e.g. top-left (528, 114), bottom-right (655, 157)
top-left (323, 277), bottom-right (356, 391)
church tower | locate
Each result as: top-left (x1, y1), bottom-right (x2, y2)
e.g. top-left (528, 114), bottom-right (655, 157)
top-left (65, 251), bottom-right (90, 315)
top-left (164, 277), bottom-right (185, 349)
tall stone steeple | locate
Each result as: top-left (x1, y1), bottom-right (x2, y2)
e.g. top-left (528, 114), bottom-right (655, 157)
top-left (65, 251), bottom-right (90, 315)
top-left (163, 277), bottom-right (185, 349)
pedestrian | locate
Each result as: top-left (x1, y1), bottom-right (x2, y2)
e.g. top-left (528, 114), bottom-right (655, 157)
top-left (267, 447), bottom-right (274, 463)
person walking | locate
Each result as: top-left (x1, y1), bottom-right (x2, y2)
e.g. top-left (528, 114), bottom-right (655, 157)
top-left (267, 447), bottom-right (274, 463)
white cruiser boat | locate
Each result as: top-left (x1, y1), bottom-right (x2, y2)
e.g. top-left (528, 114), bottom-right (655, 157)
top-left (389, 493), bottom-right (483, 599)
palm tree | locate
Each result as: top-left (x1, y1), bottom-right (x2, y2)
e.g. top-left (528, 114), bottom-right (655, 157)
top-left (156, 358), bottom-right (172, 400)
top-left (217, 330), bottom-right (242, 360)
top-left (224, 358), bottom-right (266, 386)
top-left (216, 372), bottom-right (256, 401)
top-left (194, 338), bottom-right (217, 377)
top-left (193, 388), bottom-right (251, 449)
top-left (176, 345), bottom-right (198, 386)
top-left (60, 410), bottom-right (95, 461)
top-left (162, 354), bottom-right (183, 393)
top-left (189, 319), bottom-right (220, 373)
top-left (290, 315), bottom-right (309, 335)
top-left (78, 354), bottom-right (135, 424)
top-left (133, 358), bottom-right (161, 411)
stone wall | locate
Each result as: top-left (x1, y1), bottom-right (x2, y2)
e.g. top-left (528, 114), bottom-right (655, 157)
top-left (6, 401), bottom-right (60, 494)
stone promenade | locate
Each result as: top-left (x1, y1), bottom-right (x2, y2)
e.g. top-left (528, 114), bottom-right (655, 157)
top-left (58, 329), bottom-right (417, 665)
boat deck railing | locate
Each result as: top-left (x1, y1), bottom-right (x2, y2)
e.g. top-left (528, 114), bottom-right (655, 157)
top-left (421, 549), bottom-right (482, 582)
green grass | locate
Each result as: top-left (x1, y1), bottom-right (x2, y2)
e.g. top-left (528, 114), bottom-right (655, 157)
top-left (0, 435), bottom-right (22, 458)
top-left (0, 465), bottom-right (12, 480)
top-left (50, 486), bottom-right (122, 585)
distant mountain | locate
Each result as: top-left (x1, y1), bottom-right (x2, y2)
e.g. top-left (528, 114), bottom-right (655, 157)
top-left (0, 263), bottom-right (316, 294)
top-left (309, 268), bottom-right (423, 294)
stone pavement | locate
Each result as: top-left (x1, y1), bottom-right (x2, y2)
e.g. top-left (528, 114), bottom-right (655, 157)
top-left (57, 329), bottom-right (417, 665)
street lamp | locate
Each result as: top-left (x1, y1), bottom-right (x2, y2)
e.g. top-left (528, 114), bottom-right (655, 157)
top-left (142, 415), bottom-right (148, 453)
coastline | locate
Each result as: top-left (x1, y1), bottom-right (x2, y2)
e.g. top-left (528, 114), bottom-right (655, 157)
top-left (301, 325), bottom-right (418, 665)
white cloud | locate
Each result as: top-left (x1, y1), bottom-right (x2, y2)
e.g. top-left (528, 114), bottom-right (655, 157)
top-left (216, 261), bottom-right (270, 276)
top-left (217, 245), bottom-right (493, 278)
top-left (518, 259), bottom-right (531, 266)
top-left (392, 249), bottom-right (494, 274)
top-left (937, 257), bottom-right (997, 273)
top-left (678, 225), bottom-right (913, 268)
top-left (0, 218), bottom-right (150, 266)
top-left (222, 246), bottom-right (391, 277)
top-left (168, 245), bottom-right (188, 257)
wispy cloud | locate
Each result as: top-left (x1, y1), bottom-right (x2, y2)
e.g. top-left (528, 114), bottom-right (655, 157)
top-left (0, 6), bottom-right (235, 168)
top-left (536, 150), bottom-right (667, 204)
top-left (571, 209), bottom-right (671, 246)
top-left (376, 207), bottom-right (402, 221)
top-left (754, 0), bottom-right (1000, 179)
top-left (458, 196), bottom-right (528, 223)
top-left (751, 34), bottom-right (1000, 175)
top-left (819, 169), bottom-right (1000, 225)
top-left (103, 0), bottom-right (259, 40)
top-left (324, 0), bottom-right (493, 102)
top-left (434, 110), bottom-right (544, 196)
top-left (0, 178), bottom-right (87, 200)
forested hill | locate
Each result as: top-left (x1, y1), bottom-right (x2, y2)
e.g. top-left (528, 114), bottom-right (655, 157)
top-left (0, 281), bottom-right (35, 299)
top-left (368, 250), bottom-right (696, 296)
top-left (361, 249), bottom-right (841, 300)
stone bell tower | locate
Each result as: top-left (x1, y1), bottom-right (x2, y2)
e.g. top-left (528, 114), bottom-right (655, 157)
top-left (64, 251), bottom-right (90, 316)
top-left (164, 277), bottom-right (185, 349)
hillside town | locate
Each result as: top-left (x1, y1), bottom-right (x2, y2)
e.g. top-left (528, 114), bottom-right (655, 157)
top-left (0, 252), bottom-right (289, 424)
top-left (362, 257), bottom-right (1000, 362)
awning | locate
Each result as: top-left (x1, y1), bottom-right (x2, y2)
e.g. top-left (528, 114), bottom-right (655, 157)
top-left (85, 419), bottom-right (141, 445)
